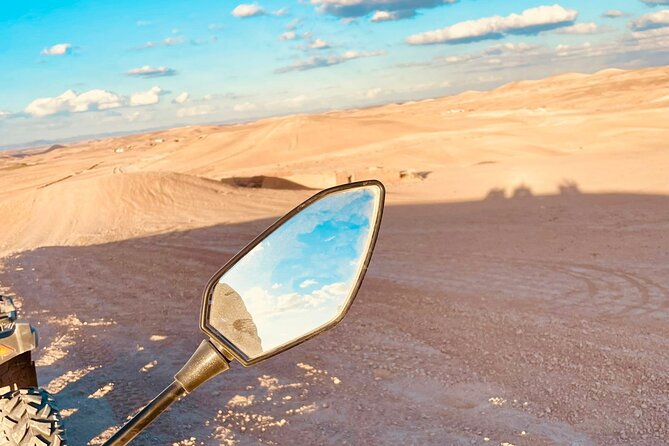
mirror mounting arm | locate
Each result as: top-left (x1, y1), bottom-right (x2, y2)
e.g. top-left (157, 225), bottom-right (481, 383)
top-left (103, 340), bottom-right (230, 446)
top-left (175, 339), bottom-right (231, 393)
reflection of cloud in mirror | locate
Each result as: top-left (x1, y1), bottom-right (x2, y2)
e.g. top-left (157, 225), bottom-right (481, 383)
top-left (299, 279), bottom-right (318, 288)
top-left (215, 186), bottom-right (380, 357)
top-left (245, 282), bottom-right (348, 317)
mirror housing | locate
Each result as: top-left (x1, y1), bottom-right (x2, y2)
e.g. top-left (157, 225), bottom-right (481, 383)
top-left (200, 180), bottom-right (385, 366)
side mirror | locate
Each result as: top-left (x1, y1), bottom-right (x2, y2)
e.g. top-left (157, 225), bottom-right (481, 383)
top-left (104, 180), bottom-right (385, 446)
top-left (201, 180), bottom-right (385, 365)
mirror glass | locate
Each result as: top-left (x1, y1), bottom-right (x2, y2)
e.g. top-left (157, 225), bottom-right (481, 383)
top-left (207, 184), bottom-right (383, 360)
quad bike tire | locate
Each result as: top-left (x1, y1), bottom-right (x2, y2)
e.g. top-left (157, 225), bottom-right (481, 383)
top-left (0, 388), bottom-right (67, 445)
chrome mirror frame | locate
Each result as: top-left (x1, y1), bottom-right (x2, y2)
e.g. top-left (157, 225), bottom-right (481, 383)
top-left (200, 180), bottom-right (386, 366)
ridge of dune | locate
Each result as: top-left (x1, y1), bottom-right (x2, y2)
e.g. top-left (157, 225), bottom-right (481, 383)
top-left (0, 171), bottom-right (300, 254)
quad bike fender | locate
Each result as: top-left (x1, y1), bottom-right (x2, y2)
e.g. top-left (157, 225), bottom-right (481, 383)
top-left (0, 296), bottom-right (39, 393)
top-left (0, 323), bottom-right (38, 364)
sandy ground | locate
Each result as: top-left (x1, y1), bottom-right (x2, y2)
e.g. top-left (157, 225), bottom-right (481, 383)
top-left (0, 66), bottom-right (668, 445)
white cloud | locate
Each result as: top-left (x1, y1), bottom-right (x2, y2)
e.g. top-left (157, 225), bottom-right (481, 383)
top-left (406, 5), bottom-right (578, 45)
top-left (485, 42), bottom-right (538, 54)
top-left (279, 95), bottom-right (309, 108)
top-left (25, 89), bottom-right (123, 117)
top-left (177, 104), bottom-right (215, 117)
top-left (195, 36), bottom-right (220, 46)
top-left (299, 279), bottom-right (318, 288)
top-left (69, 90), bottom-right (123, 112)
top-left (477, 74), bottom-right (503, 84)
top-left (631, 23), bottom-right (669, 40)
top-left (126, 111), bottom-right (142, 122)
top-left (603, 10), bottom-right (625, 18)
top-left (555, 22), bottom-right (600, 34)
top-left (371, 11), bottom-right (396, 22)
top-left (363, 80), bottom-right (450, 101)
top-left (444, 54), bottom-right (477, 64)
top-left (309, 38), bottom-right (330, 49)
top-left (405, 80), bottom-right (452, 92)
top-left (127, 65), bottom-right (176, 78)
top-left (173, 92), bottom-right (190, 104)
top-left (609, 25), bottom-right (669, 62)
top-left (136, 20), bottom-right (152, 26)
top-left (406, 41), bottom-right (539, 69)
top-left (370, 10), bottom-right (414, 22)
top-left (276, 50), bottom-right (384, 73)
top-left (41, 43), bottom-right (72, 56)
top-left (398, 16), bottom-right (664, 68)
top-left (233, 102), bottom-right (258, 112)
top-left (163, 36), bottom-right (185, 46)
top-left (140, 36), bottom-right (190, 49)
top-left (280, 31), bottom-right (297, 41)
top-left (542, 23), bottom-right (669, 60)
top-left (129, 86), bottom-right (163, 106)
top-left (311, 0), bottom-right (455, 20)
top-left (366, 87), bottom-right (384, 99)
top-left (231, 4), bottom-right (287, 18)
top-left (641, 0), bottom-right (669, 5)
top-left (232, 3), bottom-right (265, 18)
top-left (556, 42), bottom-right (592, 57)
top-left (631, 9), bottom-right (669, 31)
top-left (23, 86), bottom-right (169, 118)
top-left (285, 18), bottom-right (301, 30)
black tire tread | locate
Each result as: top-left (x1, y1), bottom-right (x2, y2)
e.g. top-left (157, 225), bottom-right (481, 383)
top-left (0, 388), bottom-right (67, 445)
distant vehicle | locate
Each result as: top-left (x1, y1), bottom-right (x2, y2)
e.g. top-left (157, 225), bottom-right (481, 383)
top-left (0, 181), bottom-right (385, 445)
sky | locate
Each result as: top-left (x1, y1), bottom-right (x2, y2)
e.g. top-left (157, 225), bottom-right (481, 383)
top-left (1, 0), bottom-right (668, 148)
top-left (215, 185), bottom-right (381, 357)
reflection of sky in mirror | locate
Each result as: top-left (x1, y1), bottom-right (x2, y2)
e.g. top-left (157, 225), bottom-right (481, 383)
top-left (217, 185), bottom-right (380, 356)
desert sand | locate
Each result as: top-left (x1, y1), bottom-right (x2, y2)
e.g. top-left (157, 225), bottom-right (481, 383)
top-left (0, 66), bottom-right (668, 445)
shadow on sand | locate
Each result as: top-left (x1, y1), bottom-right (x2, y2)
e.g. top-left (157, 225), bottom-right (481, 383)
top-left (1, 187), bottom-right (669, 444)
top-left (221, 176), bottom-right (314, 190)
top-left (485, 180), bottom-right (582, 201)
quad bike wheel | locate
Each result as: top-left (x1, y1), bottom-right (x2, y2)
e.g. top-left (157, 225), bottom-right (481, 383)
top-left (0, 388), bottom-right (67, 445)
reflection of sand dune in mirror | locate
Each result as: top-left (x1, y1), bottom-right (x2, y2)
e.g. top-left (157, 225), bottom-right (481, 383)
top-left (210, 283), bottom-right (263, 357)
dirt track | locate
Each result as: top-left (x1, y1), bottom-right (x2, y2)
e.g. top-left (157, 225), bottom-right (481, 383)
top-left (1, 190), bottom-right (669, 445)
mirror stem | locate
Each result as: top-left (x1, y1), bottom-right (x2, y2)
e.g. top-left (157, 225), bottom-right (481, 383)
top-left (103, 380), bottom-right (186, 446)
top-left (103, 340), bottom-right (230, 446)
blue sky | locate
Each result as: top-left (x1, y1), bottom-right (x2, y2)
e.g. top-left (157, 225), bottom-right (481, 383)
top-left (216, 185), bottom-right (381, 357)
top-left (1, 0), bottom-right (668, 147)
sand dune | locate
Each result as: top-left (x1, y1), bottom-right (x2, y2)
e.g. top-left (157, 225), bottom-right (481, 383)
top-left (0, 66), bottom-right (668, 445)
top-left (0, 171), bottom-right (300, 254)
top-left (4, 66), bottom-right (667, 203)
